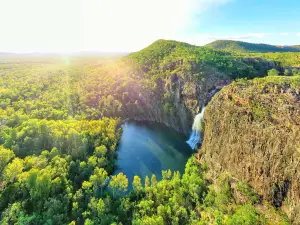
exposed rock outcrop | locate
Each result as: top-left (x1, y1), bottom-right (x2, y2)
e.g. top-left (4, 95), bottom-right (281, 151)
top-left (201, 76), bottom-right (300, 223)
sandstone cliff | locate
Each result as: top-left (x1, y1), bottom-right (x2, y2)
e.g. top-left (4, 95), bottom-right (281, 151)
top-left (122, 67), bottom-right (231, 134)
top-left (201, 76), bottom-right (300, 223)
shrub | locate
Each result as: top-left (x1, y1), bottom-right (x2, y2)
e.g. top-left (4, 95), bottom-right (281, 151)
top-left (284, 69), bottom-right (290, 76)
top-left (267, 69), bottom-right (279, 76)
top-left (228, 204), bottom-right (260, 225)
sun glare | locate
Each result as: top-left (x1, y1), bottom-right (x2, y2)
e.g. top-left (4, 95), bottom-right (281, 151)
top-left (0, 0), bottom-right (198, 53)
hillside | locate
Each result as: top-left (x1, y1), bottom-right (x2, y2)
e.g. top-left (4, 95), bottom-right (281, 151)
top-left (291, 45), bottom-right (300, 49)
top-left (109, 39), bottom-right (276, 133)
top-left (247, 52), bottom-right (300, 68)
top-left (0, 39), bottom-right (279, 134)
top-left (125, 39), bottom-right (276, 78)
top-left (202, 76), bottom-right (300, 224)
top-left (205, 40), bottom-right (300, 53)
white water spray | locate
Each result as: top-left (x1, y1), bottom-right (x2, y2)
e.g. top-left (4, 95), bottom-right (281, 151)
top-left (187, 106), bottom-right (205, 150)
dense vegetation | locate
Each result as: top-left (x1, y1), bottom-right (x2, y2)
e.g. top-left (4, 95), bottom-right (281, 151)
top-left (0, 40), bottom-right (277, 124)
top-left (205, 40), bottom-right (300, 75)
top-left (205, 40), bottom-right (300, 53)
top-left (247, 52), bottom-right (300, 68)
top-left (0, 40), bottom-right (297, 224)
top-left (0, 143), bottom-right (290, 224)
top-left (125, 39), bottom-right (274, 80)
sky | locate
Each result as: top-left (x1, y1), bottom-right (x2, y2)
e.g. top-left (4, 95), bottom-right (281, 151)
top-left (0, 0), bottom-right (299, 53)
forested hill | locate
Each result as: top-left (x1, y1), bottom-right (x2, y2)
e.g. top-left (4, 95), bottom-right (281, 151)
top-left (109, 39), bottom-right (277, 133)
top-left (122, 39), bottom-right (274, 80)
top-left (205, 40), bottom-right (300, 53)
top-left (291, 45), bottom-right (300, 49)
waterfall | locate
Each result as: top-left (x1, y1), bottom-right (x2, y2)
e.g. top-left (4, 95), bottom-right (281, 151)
top-left (186, 106), bottom-right (205, 150)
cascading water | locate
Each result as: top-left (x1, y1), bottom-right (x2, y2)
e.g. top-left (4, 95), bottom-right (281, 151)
top-left (187, 106), bottom-right (205, 150)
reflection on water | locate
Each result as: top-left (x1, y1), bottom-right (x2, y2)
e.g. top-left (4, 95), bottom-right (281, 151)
top-left (114, 121), bottom-right (192, 189)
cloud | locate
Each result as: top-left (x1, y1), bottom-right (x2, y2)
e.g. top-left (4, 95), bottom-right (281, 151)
top-left (297, 33), bottom-right (300, 36)
top-left (280, 33), bottom-right (289, 36)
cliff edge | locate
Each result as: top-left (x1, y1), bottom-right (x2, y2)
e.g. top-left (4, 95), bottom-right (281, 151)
top-left (201, 76), bottom-right (300, 223)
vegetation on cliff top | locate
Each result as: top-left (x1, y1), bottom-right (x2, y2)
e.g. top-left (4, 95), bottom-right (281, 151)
top-left (204, 40), bottom-right (300, 70)
top-left (247, 52), bottom-right (300, 67)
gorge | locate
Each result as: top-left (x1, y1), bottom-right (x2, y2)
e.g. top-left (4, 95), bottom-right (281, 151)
top-left (0, 39), bottom-right (299, 224)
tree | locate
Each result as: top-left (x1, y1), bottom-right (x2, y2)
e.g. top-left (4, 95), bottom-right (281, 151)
top-left (94, 145), bottom-right (107, 158)
top-left (27, 169), bottom-right (52, 210)
top-left (88, 197), bottom-right (105, 217)
top-left (182, 157), bottom-right (206, 204)
top-left (2, 158), bottom-right (24, 183)
top-left (90, 167), bottom-right (108, 196)
top-left (133, 215), bottom-right (164, 225)
top-left (87, 156), bottom-right (97, 168)
top-left (82, 181), bottom-right (93, 190)
top-left (0, 146), bottom-right (15, 173)
top-left (228, 204), bottom-right (260, 225)
top-left (144, 176), bottom-right (150, 188)
top-left (162, 169), bottom-right (172, 180)
top-left (109, 173), bottom-right (128, 198)
top-left (132, 175), bottom-right (142, 198)
top-left (267, 68), bottom-right (279, 76)
top-left (284, 69), bottom-right (290, 76)
top-left (84, 218), bottom-right (94, 225)
top-left (0, 201), bottom-right (25, 225)
top-left (292, 68), bottom-right (300, 76)
top-left (151, 174), bottom-right (157, 186)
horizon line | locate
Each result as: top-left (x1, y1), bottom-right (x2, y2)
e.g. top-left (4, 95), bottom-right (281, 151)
top-left (0, 39), bottom-right (299, 55)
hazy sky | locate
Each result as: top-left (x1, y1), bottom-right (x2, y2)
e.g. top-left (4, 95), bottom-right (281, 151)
top-left (0, 0), bottom-right (299, 53)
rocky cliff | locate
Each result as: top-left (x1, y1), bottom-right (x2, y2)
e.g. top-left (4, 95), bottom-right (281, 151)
top-left (201, 76), bottom-right (300, 223)
top-left (122, 67), bottom-right (231, 134)
top-left (117, 39), bottom-right (274, 134)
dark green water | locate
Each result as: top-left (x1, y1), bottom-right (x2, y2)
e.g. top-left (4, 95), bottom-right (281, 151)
top-left (114, 121), bottom-right (193, 187)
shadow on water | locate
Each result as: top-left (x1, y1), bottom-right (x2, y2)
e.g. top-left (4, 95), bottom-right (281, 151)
top-left (113, 120), bottom-right (193, 190)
